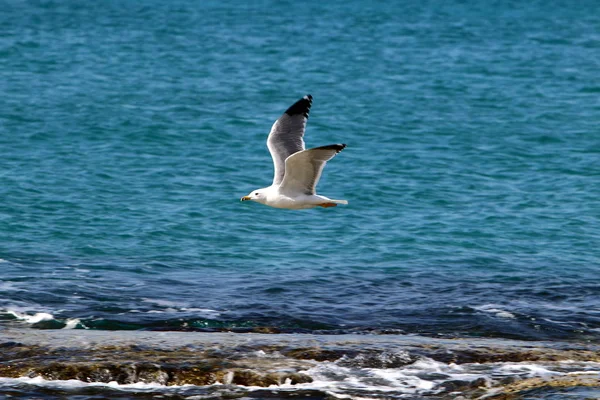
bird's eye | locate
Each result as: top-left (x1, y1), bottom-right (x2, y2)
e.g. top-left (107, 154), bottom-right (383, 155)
top-left (255, 192), bottom-right (259, 196)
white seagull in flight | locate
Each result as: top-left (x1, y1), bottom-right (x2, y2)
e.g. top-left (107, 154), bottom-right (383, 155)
top-left (241, 94), bottom-right (348, 209)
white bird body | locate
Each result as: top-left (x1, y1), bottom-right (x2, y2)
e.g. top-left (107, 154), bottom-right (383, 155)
top-left (241, 95), bottom-right (348, 210)
top-left (251, 185), bottom-right (348, 209)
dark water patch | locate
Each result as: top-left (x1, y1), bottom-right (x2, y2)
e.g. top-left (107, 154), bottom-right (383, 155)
top-left (580, 86), bottom-right (600, 93)
top-left (4, 307), bottom-right (600, 343)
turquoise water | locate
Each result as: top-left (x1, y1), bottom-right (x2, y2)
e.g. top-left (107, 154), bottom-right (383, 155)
top-left (1, 0), bottom-right (600, 344)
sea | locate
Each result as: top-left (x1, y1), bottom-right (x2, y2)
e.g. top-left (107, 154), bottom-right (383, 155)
top-left (1, 0), bottom-right (599, 399)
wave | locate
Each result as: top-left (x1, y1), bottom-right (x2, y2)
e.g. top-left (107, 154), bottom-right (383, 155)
top-left (472, 304), bottom-right (517, 319)
top-left (0, 329), bottom-right (599, 399)
top-left (6, 310), bottom-right (55, 324)
top-left (1, 305), bottom-right (599, 344)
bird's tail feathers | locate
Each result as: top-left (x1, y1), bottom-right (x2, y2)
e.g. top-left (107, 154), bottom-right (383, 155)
top-left (331, 199), bottom-right (348, 205)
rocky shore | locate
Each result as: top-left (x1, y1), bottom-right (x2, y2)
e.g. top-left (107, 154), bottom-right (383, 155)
top-left (0, 328), bottom-right (598, 399)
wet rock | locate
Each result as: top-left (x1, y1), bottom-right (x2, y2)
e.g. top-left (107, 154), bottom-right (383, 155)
top-left (245, 389), bottom-right (336, 399)
top-left (436, 377), bottom-right (488, 393)
top-left (284, 347), bottom-right (348, 362)
top-left (0, 364), bottom-right (29, 379)
top-left (337, 350), bottom-right (417, 368)
top-left (37, 363), bottom-right (88, 381)
top-left (497, 376), bottom-right (517, 385)
top-left (22, 361), bottom-right (222, 386)
top-left (422, 347), bottom-right (600, 365)
top-left (227, 370), bottom-right (312, 386)
top-left (1, 329), bottom-right (599, 398)
top-left (136, 364), bottom-right (170, 385)
top-left (271, 372), bottom-right (313, 385)
top-left (0, 341), bottom-right (22, 348)
top-left (170, 362), bottom-right (224, 385)
top-left (467, 375), bottom-right (600, 399)
top-left (251, 327), bottom-right (282, 334)
top-left (230, 370), bottom-right (276, 386)
top-left (11, 357), bottom-right (314, 388)
top-left (0, 343), bottom-right (44, 361)
top-left (35, 362), bottom-right (137, 384)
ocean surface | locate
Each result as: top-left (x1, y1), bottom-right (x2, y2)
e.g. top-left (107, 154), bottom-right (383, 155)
top-left (1, 0), bottom-right (599, 398)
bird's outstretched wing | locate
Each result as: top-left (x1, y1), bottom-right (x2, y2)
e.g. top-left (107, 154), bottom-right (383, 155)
top-left (278, 144), bottom-right (346, 195)
top-left (267, 94), bottom-right (312, 185)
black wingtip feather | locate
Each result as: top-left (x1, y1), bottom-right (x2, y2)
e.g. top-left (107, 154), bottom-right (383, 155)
top-left (284, 94), bottom-right (313, 118)
top-left (315, 143), bottom-right (347, 153)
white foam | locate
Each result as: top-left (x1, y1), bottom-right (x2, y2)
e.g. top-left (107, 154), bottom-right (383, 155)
top-left (473, 304), bottom-right (516, 319)
top-left (294, 357), bottom-right (600, 398)
top-left (63, 318), bottom-right (81, 329)
top-left (542, 318), bottom-right (573, 326)
top-left (0, 281), bottom-right (22, 291)
top-left (223, 371), bottom-right (234, 384)
top-left (141, 299), bottom-right (220, 317)
top-left (8, 310), bottom-right (54, 324)
top-left (183, 308), bottom-right (221, 317)
top-left (0, 376), bottom-right (199, 393)
top-left (142, 298), bottom-right (182, 308)
top-left (494, 363), bottom-right (561, 378)
top-left (568, 370), bottom-right (600, 376)
top-left (297, 357), bottom-right (487, 397)
top-left (146, 309), bottom-right (177, 314)
top-left (0, 376), bottom-right (170, 391)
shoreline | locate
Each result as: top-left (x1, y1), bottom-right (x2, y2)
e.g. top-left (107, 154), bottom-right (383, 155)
top-left (1, 328), bottom-right (598, 399)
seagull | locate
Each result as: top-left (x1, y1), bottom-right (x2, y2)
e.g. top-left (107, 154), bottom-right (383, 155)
top-left (241, 94), bottom-right (348, 209)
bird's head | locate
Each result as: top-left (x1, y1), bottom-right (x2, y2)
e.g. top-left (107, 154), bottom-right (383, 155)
top-left (241, 188), bottom-right (267, 204)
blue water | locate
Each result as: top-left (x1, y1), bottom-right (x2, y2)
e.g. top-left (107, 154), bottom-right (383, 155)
top-left (1, 0), bottom-right (599, 342)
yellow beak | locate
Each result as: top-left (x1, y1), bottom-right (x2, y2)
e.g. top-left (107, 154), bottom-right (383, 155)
top-left (240, 196), bottom-right (251, 202)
